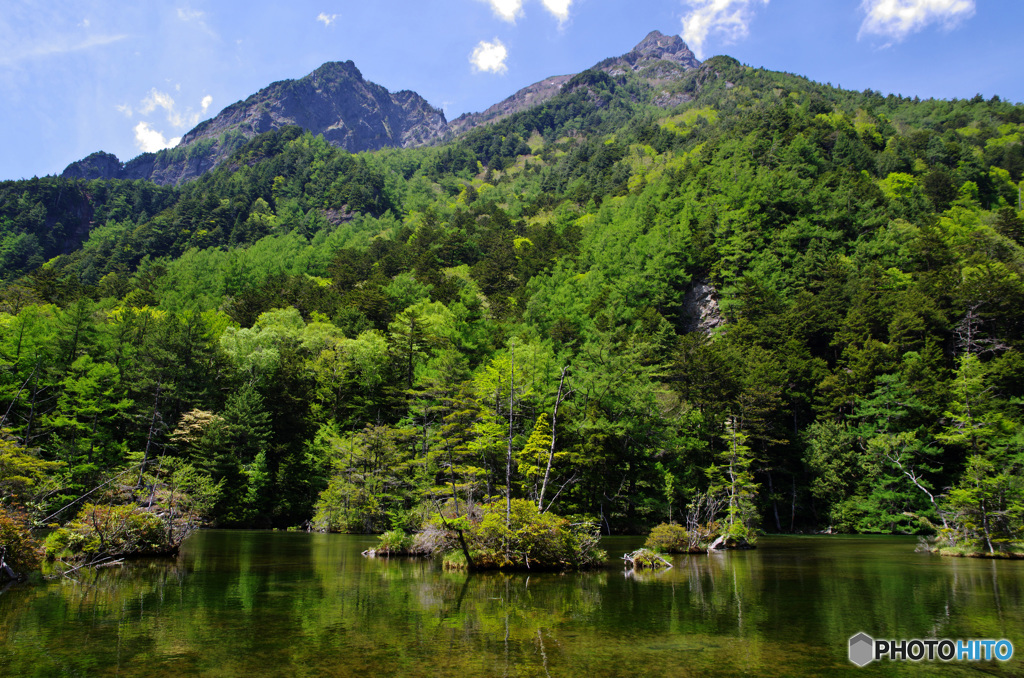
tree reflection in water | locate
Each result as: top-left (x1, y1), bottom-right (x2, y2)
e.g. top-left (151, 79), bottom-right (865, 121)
top-left (1, 532), bottom-right (1022, 676)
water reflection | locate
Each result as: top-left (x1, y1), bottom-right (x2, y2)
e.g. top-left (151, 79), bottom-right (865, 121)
top-left (1, 533), bottom-right (1021, 676)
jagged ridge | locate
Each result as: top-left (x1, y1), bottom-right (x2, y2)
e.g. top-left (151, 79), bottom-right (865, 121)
top-left (64, 61), bottom-right (446, 186)
top-left (64, 31), bottom-right (699, 185)
top-left (449, 30), bottom-right (700, 135)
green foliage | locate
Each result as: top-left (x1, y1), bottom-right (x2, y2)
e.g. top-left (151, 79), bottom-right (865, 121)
top-left (45, 503), bottom-right (170, 562)
top-left (0, 505), bottom-right (42, 580)
top-left (644, 522), bottom-right (690, 553)
top-left (44, 458), bottom-right (220, 568)
top-left (369, 528), bottom-right (415, 556)
top-left (1, 56), bottom-right (1024, 542)
top-left (937, 453), bottom-right (1024, 555)
top-left (706, 418), bottom-right (759, 541)
top-left (0, 430), bottom-right (62, 502)
top-left (425, 499), bottom-right (605, 571)
top-left (623, 547), bottom-right (672, 570)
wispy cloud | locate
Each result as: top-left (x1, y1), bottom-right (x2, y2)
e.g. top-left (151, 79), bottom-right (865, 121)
top-left (134, 122), bottom-right (181, 153)
top-left (140, 88), bottom-right (183, 125)
top-left (176, 7), bottom-right (205, 22)
top-left (132, 88), bottom-right (211, 152)
top-left (176, 6), bottom-right (217, 38)
top-left (137, 89), bottom-right (213, 128)
top-left (680, 0), bottom-right (769, 60)
top-left (470, 38), bottom-right (509, 74)
top-left (0, 33), bottom-right (129, 67)
top-left (859, 0), bottom-right (975, 42)
top-left (316, 12), bottom-right (340, 27)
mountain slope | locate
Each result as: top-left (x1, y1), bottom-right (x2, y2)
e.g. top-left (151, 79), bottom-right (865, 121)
top-left (63, 31), bottom-right (700, 186)
top-left (63, 61), bottom-right (447, 186)
top-left (5, 40), bottom-right (1024, 538)
top-left (448, 30), bottom-right (700, 136)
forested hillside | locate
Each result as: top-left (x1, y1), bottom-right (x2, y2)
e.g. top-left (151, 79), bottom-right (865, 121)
top-left (3, 56), bottom-right (1024, 544)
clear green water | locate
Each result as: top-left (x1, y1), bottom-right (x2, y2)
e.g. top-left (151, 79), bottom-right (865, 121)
top-left (1, 532), bottom-right (1021, 676)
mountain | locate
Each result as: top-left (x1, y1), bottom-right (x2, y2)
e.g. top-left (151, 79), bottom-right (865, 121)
top-left (63, 61), bottom-right (447, 185)
top-left (7, 30), bottom-right (1024, 542)
top-left (63, 31), bottom-right (699, 186)
top-left (448, 30), bottom-right (700, 135)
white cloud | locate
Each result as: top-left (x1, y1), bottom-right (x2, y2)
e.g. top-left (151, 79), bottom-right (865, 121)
top-left (316, 12), bottom-right (340, 26)
top-left (484, 0), bottom-right (523, 23)
top-left (0, 33), bottom-right (129, 67)
top-left (470, 38), bottom-right (509, 74)
top-left (540, 0), bottom-right (572, 24)
top-left (859, 0), bottom-right (975, 41)
top-left (137, 89), bottom-right (212, 129)
top-left (134, 122), bottom-right (181, 153)
top-left (177, 8), bottom-right (205, 22)
top-left (680, 0), bottom-right (769, 60)
top-left (177, 6), bottom-right (217, 37)
top-left (477, 0), bottom-right (573, 25)
top-left (117, 104), bottom-right (133, 117)
top-left (140, 89), bottom-right (177, 116)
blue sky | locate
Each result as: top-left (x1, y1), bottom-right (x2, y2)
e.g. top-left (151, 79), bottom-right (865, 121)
top-left (1, 0), bottom-right (1021, 181)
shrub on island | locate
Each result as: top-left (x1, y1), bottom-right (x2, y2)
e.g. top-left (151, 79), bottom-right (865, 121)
top-left (644, 522), bottom-right (692, 553)
top-left (365, 498), bottom-right (605, 571)
top-left (643, 518), bottom-right (756, 555)
top-left (44, 461), bottom-right (219, 570)
top-left (623, 548), bottom-right (672, 570)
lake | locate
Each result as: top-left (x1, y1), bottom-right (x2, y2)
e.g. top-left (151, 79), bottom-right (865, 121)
top-left (1, 532), bottom-right (1021, 676)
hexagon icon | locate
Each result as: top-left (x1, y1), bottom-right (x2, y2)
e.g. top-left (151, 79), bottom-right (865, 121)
top-left (849, 632), bottom-right (875, 667)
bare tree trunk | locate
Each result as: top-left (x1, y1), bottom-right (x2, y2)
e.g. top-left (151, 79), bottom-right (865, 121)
top-left (790, 475), bottom-right (797, 532)
top-left (767, 470), bottom-right (782, 532)
top-left (433, 499), bottom-right (474, 570)
top-left (538, 367), bottom-right (568, 512)
top-left (137, 384), bottom-right (162, 489)
top-left (455, 527), bottom-right (475, 570)
top-left (982, 501), bottom-right (995, 555)
top-left (24, 367), bottom-right (42, 444)
top-left (506, 340), bottom-right (515, 528)
top-left (1, 361), bottom-right (38, 429)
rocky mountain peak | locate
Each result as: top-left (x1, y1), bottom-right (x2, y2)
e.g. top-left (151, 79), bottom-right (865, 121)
top-left (625, 30), bottom-right (700, 70)
top-left (449, 29), bottom-right (702, 136)
top-left (62, 30), bottom-right (700, 185)
top-left (306, 60), bottom-right (366, 88)
top-left (64, 59), bottom-right (447, 185)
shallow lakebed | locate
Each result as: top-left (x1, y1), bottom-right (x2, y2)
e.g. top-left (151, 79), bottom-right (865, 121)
top-left (2, 532), bottom-right (1022, 676)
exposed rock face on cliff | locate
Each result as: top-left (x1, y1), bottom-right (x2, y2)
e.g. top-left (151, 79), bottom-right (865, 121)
top-left (594, 30), bottom-right (701, 76)
top-left (447, 75), bottom-right (574, 137)
top-left (180, 61), bottom-right (447, 155)
top-left (450, 30), bottom-right (701, 135)
top-left (63, 61), bottom-right (447, 185)
top-left (682, 280), bottom-right (725, 335)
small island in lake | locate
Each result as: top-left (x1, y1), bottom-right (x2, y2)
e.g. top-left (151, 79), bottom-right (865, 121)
top-left (364, 498), bottom-right (605, 571)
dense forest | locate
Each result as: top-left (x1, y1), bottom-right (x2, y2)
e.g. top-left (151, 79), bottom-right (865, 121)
top-left (2, 56), bottom-right (1024, 556)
